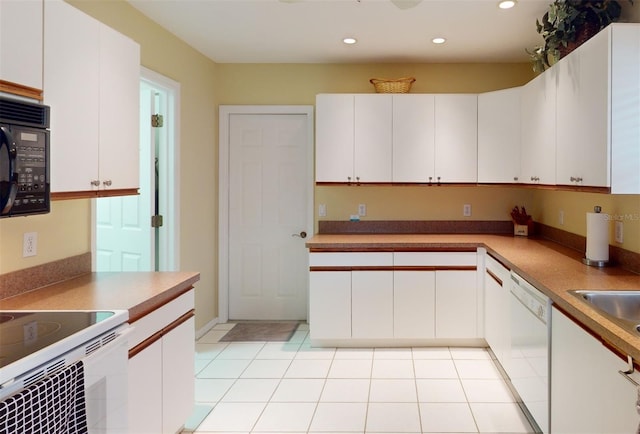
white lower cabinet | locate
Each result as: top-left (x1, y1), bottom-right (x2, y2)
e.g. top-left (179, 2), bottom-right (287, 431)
top-left (435, 270), bottom-right (478, 338)
top-left (309, 271), bottom-right (352, 339)
top-left (483, 254), bottom-right (511, 371)
top-left (128, 290), bottom-right (195, 434)
top-left (308, 251), bottom-right (478, 344)
top-left (352, 271), bottom-right (394, 338)
top-left (394, 271), bottom-right (436, 338)
top-left (551, 307), bottom-right (639, 433)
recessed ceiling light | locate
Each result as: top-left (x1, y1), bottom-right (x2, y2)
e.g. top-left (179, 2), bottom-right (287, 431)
top-left (343, 37), bottom-right (357, 45)
top-left (498, 0), bottom-right (516, 9)
top-left (432, 37), bottom-right (446, 44)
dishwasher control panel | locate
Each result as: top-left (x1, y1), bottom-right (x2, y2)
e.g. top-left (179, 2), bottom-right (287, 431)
top-left (510, 272), bottom-right (550, 323)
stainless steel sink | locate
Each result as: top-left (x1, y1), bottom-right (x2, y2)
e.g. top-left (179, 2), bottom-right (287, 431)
top-left (569, 290), bottom-right (640, 334)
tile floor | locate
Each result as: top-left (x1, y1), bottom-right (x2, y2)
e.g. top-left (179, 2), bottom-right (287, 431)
top-left (184, 323), bottom-right (536, 434)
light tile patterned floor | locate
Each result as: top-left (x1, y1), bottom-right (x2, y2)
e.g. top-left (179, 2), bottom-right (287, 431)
top-left (184, 323), bottom-right (536, 434)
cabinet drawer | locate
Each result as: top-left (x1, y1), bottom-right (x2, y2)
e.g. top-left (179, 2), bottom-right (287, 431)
top-left (128, 289), bottom-right (195, 349)
top-left (485, 254), bottom-right (510, 282)
top-left (394, 251), bottom-right (477, 267)
top-left (309, 252), bottom-right (393, 267)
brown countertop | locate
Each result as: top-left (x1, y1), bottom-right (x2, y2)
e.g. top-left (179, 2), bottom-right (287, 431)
top-left (0, 271), bottom-right (200, 323)
top-left (307, 234), bottom-right (640, 360)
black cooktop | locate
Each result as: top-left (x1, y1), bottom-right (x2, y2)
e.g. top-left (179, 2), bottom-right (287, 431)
top-left (0, 311), bottom-right (116, 369)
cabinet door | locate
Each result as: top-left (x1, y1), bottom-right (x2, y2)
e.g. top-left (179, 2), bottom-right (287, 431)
top-left (44, 0), bottom-right (100, 193)
top-left (556, 29), bottom-right (609, 187)
top-left (478, 87), bottom-right (521, 183)
top-left (128, 340), bottom-right (163, 434)
top-left (0, 0), bottom-right (43, 91)
top-left (309, 271), bottom-right (351, 339)
top-left (354, 94), bottom-right (392, 182)
top-left (162, 316), bottom-right (195, 433)
top-left (521, 70), bottom-right (556, 185)
top-left (352, 271), bottom-right (393, 338)
top-left (551, 308), bottom-right (639, 433)
top-left (435, 270), bottom-right (477, 338)
top-left (392, 94), bottom-right (435, 182)
top-left (315, 94), bottom-right (354, 182)
top-left (394, 271), bottom-right (435, 338)
top-left (98, 24), bottom-right (140, 190)
top-left (611, 24), bottom-right (640, 194)
top-left (434, 94), bottom-right (478, 183)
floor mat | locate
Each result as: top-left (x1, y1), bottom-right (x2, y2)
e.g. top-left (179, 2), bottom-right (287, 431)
top-left (219, 321), bottom-right (301, 342)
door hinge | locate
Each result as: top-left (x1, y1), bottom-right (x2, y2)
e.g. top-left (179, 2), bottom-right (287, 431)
top-left (151, 114), bottom-right (164, 128)
top-left (151, 215), bottom-right (164, 228)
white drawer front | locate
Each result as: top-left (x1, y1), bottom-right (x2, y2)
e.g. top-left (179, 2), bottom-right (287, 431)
top-left (128, 289), bottom-right (195, 349)
top-left (394, 251), bottom-right (477, 267)
top-left (309, 252), bottom-right (393, 267)
top-left (486, 254), bottom-right (510, 281)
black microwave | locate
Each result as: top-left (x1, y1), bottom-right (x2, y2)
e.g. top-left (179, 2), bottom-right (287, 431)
top-left (0, 96), bottom-right (50, 218)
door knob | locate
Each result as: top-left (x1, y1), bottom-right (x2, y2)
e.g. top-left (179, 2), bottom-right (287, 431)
top-left (292, 231), bottom-right (307, 239)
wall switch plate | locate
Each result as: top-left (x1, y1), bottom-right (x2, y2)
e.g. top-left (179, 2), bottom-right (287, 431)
top-left (559, 210), bottom-right (564, 225)
top-left (463, 204), bottom-right (471, 217)
top-left (23, 232), bottom-right (37, 257)
top-left (358, 203), bottom-right (366, 216)
top-left (318, 204), bottom-right (327, 217)
top-left (615, 220), bottom-right (624, 243)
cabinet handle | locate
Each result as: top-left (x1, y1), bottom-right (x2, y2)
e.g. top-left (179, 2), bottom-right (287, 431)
top-left (514, 176), bottom-right (519, 181)
top-left (347, 176), bottom-right (351, 185)
top-left (570, 176), bottom-right (583, 183)
top-left (530, 176), bottom-right (540, 182)
top-left (91, 180), bottom-right (100, 187)
top-left (103, 180), bottom-right (112, 187)
top-left (292, 231), bottom-right (307, 239)
top-left (356, 176), bottom-right (360, 185)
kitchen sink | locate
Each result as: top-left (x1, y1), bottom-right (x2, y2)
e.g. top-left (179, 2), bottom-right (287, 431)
top-left (569, 290), bottom-right (640, 335)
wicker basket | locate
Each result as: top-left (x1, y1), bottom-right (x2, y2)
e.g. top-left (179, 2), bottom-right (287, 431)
top-left (369, 77), bottom-right (416, 93)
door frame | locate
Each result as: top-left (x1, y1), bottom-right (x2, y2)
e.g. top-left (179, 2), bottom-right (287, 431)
top-left (218, 105), bottom-right (314, 323)
top-left (91, 66), bottom-right (181, 272)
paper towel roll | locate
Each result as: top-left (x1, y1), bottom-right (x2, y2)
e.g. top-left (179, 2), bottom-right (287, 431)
top-left (586, 212), bottom-right (609, 262)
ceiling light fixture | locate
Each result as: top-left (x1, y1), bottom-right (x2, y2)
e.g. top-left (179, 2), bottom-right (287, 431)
top-left (498, 0), bottom-right (516, 9)
top-left (432, 37), bottom-right (446, 44)
top-left (343, 37), bottom-right (357, 45)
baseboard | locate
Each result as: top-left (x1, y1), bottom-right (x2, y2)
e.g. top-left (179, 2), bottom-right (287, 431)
top-left (195, 317), bottom-right (220, 340)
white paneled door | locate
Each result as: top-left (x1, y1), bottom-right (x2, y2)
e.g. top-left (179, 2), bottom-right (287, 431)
top-left (227, 111), bottom-right (312, 320)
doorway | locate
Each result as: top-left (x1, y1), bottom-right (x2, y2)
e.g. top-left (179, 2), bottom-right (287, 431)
top-left (219, 106), bottom-right (314, 322)
top-left (94, 68), bottom-right (181, 272)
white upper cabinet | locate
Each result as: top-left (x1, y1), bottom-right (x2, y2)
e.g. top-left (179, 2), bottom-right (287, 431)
top-left (434, 94), bottom-right (478, 183)
top-left (520, 68), bottom-right (557, 185)
top-left (44, 0), bottom-right (100, 193)
top-left (316, 93), bottom-right (477, 184)
top-left (478, 87), bottom-right (521, 183)
top-left (44, 0), bottom-right (140, 196)
top-left (610, 24), bottom-right (640, 194)
top-left (354, 94), bottom-right (392, 182)
top-left (556, 26), bottom-right (609, 187)
top-left (0, 0), bottom-right (43, 94)
top-left (315, 94), bottom-right (354, 183)
top-left (393, 94), bottom-right (435, 182)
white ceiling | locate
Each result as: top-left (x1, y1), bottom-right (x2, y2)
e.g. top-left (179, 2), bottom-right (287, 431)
top-left (127, 0), bottom-right (559, 64)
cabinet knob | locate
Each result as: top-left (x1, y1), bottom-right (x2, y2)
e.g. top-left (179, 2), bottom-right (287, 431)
top-left (103, 180), bottom-right (112, 187)
top-left (347, 176), bottom-right (351, 184)
top-left (514, 176), bottom-right (519, 181)
top-left (356, 176), bottom-right (360, 185)
top-left (91, 180), bottom-right (100, 187)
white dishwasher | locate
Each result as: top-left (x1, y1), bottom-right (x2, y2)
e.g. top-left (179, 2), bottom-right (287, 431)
top-left (509, 272), bottom-right (550, 434)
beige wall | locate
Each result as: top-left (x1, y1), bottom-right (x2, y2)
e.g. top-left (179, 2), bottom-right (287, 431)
top-left (1, 2), bottom-right (638, 332)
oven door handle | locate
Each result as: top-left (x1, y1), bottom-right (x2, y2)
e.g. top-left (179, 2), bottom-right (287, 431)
top-left (0, 126), bottom-right (18, 215)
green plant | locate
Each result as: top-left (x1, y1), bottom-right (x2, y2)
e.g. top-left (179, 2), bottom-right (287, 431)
top-left (528, 0), bottom-right (633, 72)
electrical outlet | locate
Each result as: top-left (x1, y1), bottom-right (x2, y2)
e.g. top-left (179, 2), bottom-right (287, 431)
top-left (23, 232), bottom-right (37, 257)
top-left (318, 204), bottom-right (327, 217)
top-left (559, 210), bottom-right (564, 225)
top-left (615, 220), bottom-right (624, 243)
top-left (358, 203), bottom-right (366, 216)
top-left (463, 204), bottom-right (471, 217)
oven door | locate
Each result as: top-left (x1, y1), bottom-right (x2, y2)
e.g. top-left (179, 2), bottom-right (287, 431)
top-left (0, 125), bottom-right (17, 215)
top-left (83, 325), bottom-right (130, 434)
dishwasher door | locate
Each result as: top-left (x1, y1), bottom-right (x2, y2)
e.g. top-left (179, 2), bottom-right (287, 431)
top-left (509, 272), bottom-right (550, 434)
